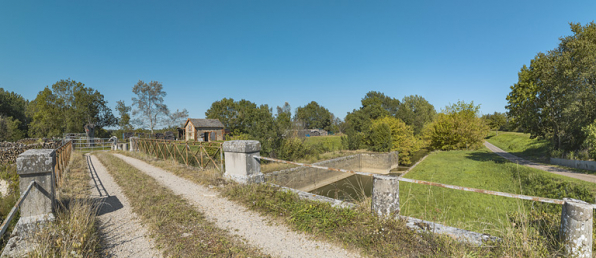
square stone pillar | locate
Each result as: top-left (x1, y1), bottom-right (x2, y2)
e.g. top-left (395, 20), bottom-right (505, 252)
top-left (372, 174), bottom-right (400, 218)
top-left (222, 140), bottom-right (264, 184)
top-left (16, 149), bottom-right (56, 217)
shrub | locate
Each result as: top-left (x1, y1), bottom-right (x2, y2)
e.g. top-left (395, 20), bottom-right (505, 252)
top-left (365, 117), bottom-right (419, 165)
top-left (341, 130), bottom-right (363, 150)
top-left (424, 101), bottom-right (488, 151)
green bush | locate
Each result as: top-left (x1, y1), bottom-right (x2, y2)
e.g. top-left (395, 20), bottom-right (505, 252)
top-left (341, 130), bottom-right (363, 150)
top-left (276, 137), bottom-right (309, 161)
top-left (365, 121), bottom-right (392, 152)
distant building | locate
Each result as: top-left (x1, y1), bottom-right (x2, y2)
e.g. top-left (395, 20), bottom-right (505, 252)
top-left (184, 118), bottom-right (225, 142)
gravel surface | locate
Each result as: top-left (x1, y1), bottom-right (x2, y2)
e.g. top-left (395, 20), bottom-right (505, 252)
top-left (87, 154), bottom-right (161, 258)
top-left (112, 153), bottom-right (361, 258)
top-left (484, 141), bottom-right (596, 183)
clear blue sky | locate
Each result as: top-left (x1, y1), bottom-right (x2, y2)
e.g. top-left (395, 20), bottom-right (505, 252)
top-left (1, 1), bottom-right (595, 123)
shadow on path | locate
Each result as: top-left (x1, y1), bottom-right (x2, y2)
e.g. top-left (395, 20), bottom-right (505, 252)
top-left (86, 155), bottom-right (124, 216)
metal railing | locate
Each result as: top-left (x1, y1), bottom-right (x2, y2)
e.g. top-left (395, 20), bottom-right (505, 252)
top-left (133, 138), bottom-right (223, 171)
top-left (69, 137), bottom-right (112, 151)
top-left (0, 181), bottom-right (35, 239)
top-left (254, 156), bottom-right (594, 208)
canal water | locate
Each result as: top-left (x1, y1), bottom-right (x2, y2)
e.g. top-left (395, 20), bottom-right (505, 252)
top-left (309, 149), bottom-right (428, 202)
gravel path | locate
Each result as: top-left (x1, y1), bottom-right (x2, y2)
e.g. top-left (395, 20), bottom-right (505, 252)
top-left (111, 153), bottom-right (360, 258)
top-left (484, 141), bottom-right (596, 183)
top-left (87, 154), bottom-right (161, 258)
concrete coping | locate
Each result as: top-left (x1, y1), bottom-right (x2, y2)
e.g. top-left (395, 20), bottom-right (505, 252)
top-left (223, 140), bottom-right (261, 153)
top-left (373, 174), bottom-right (399, 180)
top-left (16, 149), bottom-right (56, 175)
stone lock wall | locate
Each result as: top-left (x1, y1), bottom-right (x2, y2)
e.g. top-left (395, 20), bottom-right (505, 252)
top-left (265, 151), bottom-right (398, 191)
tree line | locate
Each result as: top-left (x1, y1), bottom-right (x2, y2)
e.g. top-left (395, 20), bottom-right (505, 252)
top-left (507, 22), bottom-right (596, 156)
top-left (2, 80), bottom-right (492, 163)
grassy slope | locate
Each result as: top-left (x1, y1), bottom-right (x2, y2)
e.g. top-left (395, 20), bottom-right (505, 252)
top-left (401, 147), bottom-right (596, 237)
top-left (485, 131), bottom-right (551, 163)
top-left (304, 135), bottom-right (343, 152)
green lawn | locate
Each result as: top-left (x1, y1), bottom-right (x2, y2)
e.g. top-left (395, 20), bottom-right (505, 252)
top-left (485, 131), bottom-right (551, 163)
top-left (400, 147), bottom-right (596, 237)
top-left (304, 135), bottom-right (343, 152)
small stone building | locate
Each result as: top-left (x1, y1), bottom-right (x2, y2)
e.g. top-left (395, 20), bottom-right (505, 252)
top-left (184, 118), bottom-right (225, 142)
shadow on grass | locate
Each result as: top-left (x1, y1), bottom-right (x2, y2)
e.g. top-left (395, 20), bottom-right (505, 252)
top-left (464, 151), bottom-right (507, 164)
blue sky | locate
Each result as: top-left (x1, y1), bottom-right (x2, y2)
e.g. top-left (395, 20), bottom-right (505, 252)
top-left (1, 1), bottom-right (595, 123)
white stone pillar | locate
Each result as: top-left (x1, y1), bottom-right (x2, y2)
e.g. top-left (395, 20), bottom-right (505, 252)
top-left (371, 174), bottom-right (400, 218)
top-left (560, 198), bottom-right (593, 257)
top-left (222, 140), bottom-right (264, 184)
top-left (16, 149), bottom-right (56, 217)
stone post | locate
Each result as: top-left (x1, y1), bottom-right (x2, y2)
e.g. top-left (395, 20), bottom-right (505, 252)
top-left (222, 140), bottom-right (264, 184)
top-left (130, 137), bottom-right (138, 151)
top-left (371, 174), bottom-right (400, 218)
top-left (16, 149), bottom-right (56, 218)
top-left (560, 198), bottom-right (593, 257)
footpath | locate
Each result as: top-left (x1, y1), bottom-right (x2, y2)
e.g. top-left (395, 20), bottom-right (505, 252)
top-left (87, 154), bottom-right (161, 257)
top-left (111, 153), bottom-right (360, 258)
top-left (484, 141), bottom-right (596, 184)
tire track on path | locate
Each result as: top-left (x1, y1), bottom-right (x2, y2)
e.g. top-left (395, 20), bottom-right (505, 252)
top-left (87, 154), bottom-right (161, 258)
top-left (111, 153), bottom-right (360, 258)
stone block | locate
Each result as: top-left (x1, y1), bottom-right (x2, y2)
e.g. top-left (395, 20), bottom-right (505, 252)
top-left (372, 174), bottom-right (399, 218)
top-left (16, 149), bottom-right (55, 217)
top-left (223, 140), bottom-right (264, 184)
top-left (560, 198), bottom-right (593, 257)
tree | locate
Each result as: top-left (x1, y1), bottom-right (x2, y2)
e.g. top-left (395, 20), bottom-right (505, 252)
top-left (506, 22), bottom-right (596, 150)
top-left (166, 109), bottom-right (189, 129)
top-left (276, 102), bottom-right (292, 134)
top-left (424, 101), bottom-right (488, 151)
top-left (361, 91), bottom-right (400, 117)
top-left (27, 80), bottom-right (116, 138)
top-left (396, 95), bottom-right (436, 135)
top-left (27, 87), bottom-right (66, 138)
top-left (482, 112), bottom-right (507, 135)
top-left (131, 80), bottom-right (169, 134)
top-left (0, 115), bottom-right (24, 141)
top-left (116, 100), bottom-right (133, 131)
top-left (206, 98), bottom-right (278, 155)
top-left (365, 116), bottom-right (418, 164)
top-left (294, 101), bottom-right (333, 131)
top-left (0, 88), bottom-right (28, 136)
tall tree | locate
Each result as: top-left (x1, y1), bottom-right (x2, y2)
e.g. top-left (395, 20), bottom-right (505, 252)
top-left (0, 88), bottom-right (28, 138)
top-left (506, 22), bottom-right (596, 150)
top-left (276, 102), bottom-right (292, 133)
top-left (294, 101), bottom-right (333, 131)
top-left (361, 91), bottom-right (400, 117)
top-left (482, 112), bottom-right (507, 135)
top-left (27, 80), bottom-right (116, 138)
top-left (206, 98), bottom-right (278, 155)
top-left (116, 100), bottom-right (133, 131)
top-left (131, 80), bottom-right (169, 134)
top-left (396, 95), bottom-right (436, 135)
top-left (166, 109), bottom-right (189, 128)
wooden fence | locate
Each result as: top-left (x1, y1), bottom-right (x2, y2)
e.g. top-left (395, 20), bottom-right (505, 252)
top-left (54, 140), bottom-right (73, 188)
top-left (133, 138), bottom-right (223, 171)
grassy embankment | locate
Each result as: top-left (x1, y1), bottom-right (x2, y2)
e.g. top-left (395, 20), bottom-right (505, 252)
top-left (94, 152), bottom-right (266, 257)
top-left (116, 150), bottom-right (536, 257)
top-left (485, 131), bottom-right (551, 163)
top-left (400, 147), bottom-right (596, 254)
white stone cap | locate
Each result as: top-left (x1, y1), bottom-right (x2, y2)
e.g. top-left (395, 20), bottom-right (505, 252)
top-left (223, 140), bottom-right (261, 153)
top-left (16, 149), bottom-right (56, 175)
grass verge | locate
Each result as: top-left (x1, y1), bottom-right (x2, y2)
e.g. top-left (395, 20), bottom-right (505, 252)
top-left (0, 164), bottom-right (19, 249)
top-left (401, 147), bottom-right (596, 253)
top-left (29, 151), bottom-right (101, 257)
top-left (94, 152), bottom-right (266, 257)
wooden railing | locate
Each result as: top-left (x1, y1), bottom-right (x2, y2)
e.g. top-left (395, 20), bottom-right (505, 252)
top-left (133, 138), bottom-right (223, 171)
top-left (54, 140), bottom-right (73, 188)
